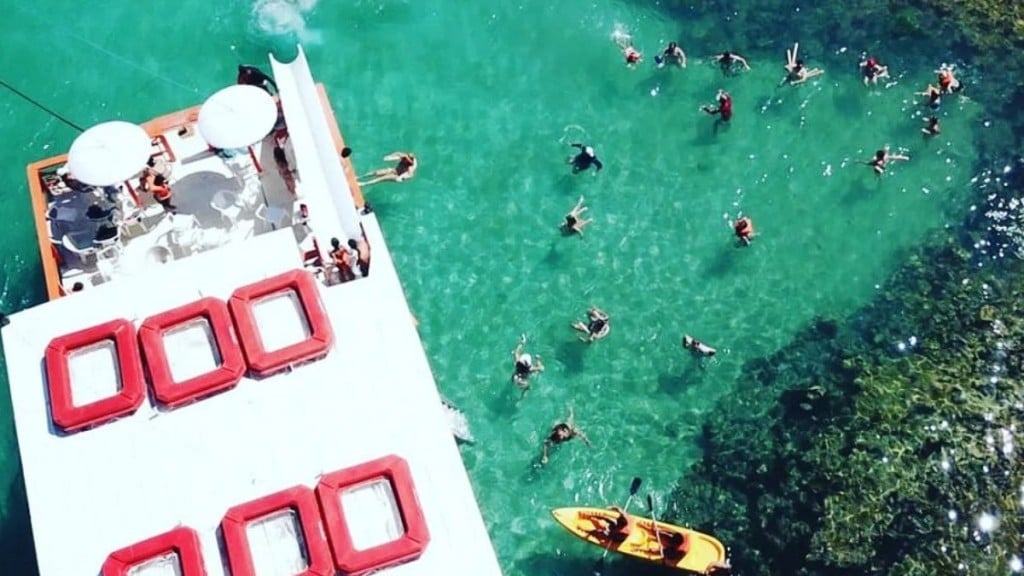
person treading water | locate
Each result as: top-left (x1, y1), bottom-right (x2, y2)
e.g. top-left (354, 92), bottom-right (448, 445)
top-left (540, 406), bottom-right (591, 465)
top-left (567, 143), bottom-right (603, 174)
top-left (512, 334), bottom-right (544, 394)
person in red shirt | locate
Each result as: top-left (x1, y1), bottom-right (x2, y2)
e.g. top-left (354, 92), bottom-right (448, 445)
top-left (702, 89), bottom-right (733, 122)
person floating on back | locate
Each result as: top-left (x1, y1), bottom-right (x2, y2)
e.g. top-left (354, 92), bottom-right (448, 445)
top-left (859, 55), bottom-right (890, 86)
top-left (712, 50), bottom-right (750, 74)
top-left (512, 334), bottom-right (544, 393)
top-left (568, 143), bottom-right (603, 174)
top-left (541, 406), bottom-right (590, 464)
top-left (563, 196), bottom-right (593, 236)
top-left (572, 306), bottom-right (610, 342)
top-left (237, 64), bottom-right (278, 94)
top-left (865, 146), bottom-right (910, 177)
top-left (782, 42), bottom-right (824, 85)
top-left (358, 152), bottom-right (417, 186)
top-left (701, 89), bottom-right (733, 123)
top-left (733, 216), bottom-right (755, 246)
top-left (683, 335), bottom-right (717, 357)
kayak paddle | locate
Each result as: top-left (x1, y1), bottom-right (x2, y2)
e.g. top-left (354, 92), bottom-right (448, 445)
top-left (593, 476), bottom-right (642, 575)
top-left (647, 493), bottom-right (665, 562)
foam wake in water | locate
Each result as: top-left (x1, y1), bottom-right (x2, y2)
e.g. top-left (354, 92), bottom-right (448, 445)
top-left (251, 0), bottom-right (323, 44)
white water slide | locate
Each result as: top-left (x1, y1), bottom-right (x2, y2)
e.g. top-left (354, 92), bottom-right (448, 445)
top-left (270, 46), bottom-right (362, 257)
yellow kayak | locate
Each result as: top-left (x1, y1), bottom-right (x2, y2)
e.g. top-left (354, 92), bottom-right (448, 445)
top-left (551, 507), bottom-right (727, 573)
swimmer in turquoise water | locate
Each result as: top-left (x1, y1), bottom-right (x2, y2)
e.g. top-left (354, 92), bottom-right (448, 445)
top-left (922, 116), bottom-right (941, 137)
top-left (712, 51), bottom-right (750, 74)
top-left (568, 143), bottom-right (603, 173)
top-left (859, 55), bottom-right (890, 86)
top-left (701, 89), bottom-right (733, 122)
top-left (660, 42), bottom-right (687, 68)
top-left (562, 196), bottom-right (593, 236)
top-left (782, 42), bottom-right (823, 85)
top-left (572, 306), bottom-right (610, 342)
top-left (512, 334), bottom-right (544, 393)
top-left (918, 84), bottom-right (942, 110)
top-left (614, 34), bottom-right (643, 68)
top-left (865, 146), bottom-right (910, 177)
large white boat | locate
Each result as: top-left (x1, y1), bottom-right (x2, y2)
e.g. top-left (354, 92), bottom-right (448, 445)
top-left (1, 46), bottom-right (502, 576)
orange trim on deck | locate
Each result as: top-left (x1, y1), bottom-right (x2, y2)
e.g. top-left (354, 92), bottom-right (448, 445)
top-left (26, 156), bottom-right (68, 301)
top-left (26, 86), bottom-right (358, 302)
top-left (316, 85), bottom-right (366, 209)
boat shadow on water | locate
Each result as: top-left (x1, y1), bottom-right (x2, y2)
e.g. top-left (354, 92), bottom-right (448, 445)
top-left (0, 470), bottom-right (38, 575)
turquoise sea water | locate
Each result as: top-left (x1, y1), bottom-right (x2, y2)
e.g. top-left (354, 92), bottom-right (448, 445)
top-left (0, 1), bottom-right (989, 574)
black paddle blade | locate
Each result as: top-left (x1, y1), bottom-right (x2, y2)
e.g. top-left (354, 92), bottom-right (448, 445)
top-left (647, 494), bottom-right (655, 512)
top-left (629, 476), bottom-right (642, 495)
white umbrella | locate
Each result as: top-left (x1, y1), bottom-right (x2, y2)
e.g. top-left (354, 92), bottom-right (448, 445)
top-left (66, 121), bottom-right (152, 186)
top-left (198, 85), bottom-right (278, 149)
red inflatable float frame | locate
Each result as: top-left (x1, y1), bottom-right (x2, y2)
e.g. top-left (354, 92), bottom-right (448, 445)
top-left (138, 297), bottom-right (245, 408)
top-left (101, 526), bottom-right (206, 576)
top-left (228, 269), bottom-right (334, 377)
top-left (316, 455), bottom-right (430, 575)
top-left (221, 485), bottom-right (333, 576)
top-left (45, 318), bottom-right (145, 433)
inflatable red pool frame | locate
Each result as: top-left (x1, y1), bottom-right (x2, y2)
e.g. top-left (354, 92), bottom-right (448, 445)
top-left (316, 455), bottom-right (430, 575)
top-left (101, 526), bottom-right (206, 576)
top-left (228, 270), bottom-right (333, 377)
top-left (221, 485), bottom-right (333, 576)
top-left (139, 297), bottom-right (245, 408)
top-left (45, 318), bottom-right (145, 433)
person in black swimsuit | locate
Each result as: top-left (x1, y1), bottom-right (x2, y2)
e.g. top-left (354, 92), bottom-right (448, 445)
top-left (236, 64), bottom-right (278, 94)
top-left (572, 306), bottom-right (610, 342)
top-left (713, 51), bottom-right (750, 74)
top-left (358, 151), bottom-right (418, 186)
top-left (568, 143), bottom-right (603, 174)
top-left (562, 196), bottom-right (593, 236)
top-left (512, 334), bottom-right (544, 393)
top-left (541, 406), bottom-right (590, 464)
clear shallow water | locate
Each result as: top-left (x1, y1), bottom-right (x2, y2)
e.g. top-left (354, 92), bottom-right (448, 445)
top-left (0, 1), bottom-right (984, 574)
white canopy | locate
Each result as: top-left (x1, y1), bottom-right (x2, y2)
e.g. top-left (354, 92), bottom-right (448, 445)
top-left (66, 121), bottom-right (152, 186)
top-left (198, 84), bottom-right (278, 149)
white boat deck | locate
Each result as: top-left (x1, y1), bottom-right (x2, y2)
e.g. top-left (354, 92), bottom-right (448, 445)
top-left (45, 126), bottom-right (307, 292)
top-left (3, 215), bottom-right (502, 576)
top-left (5, 47), bottom-right (502, 576)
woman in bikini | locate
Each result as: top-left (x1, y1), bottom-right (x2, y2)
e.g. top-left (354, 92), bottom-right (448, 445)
top-left (866, 146), bottom-right (910, 177)
top-left (358, 151), bottom-right (418, 186)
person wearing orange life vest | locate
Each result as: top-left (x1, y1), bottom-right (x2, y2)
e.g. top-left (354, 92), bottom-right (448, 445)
top-left (140, 167), bottom-right (176, 213)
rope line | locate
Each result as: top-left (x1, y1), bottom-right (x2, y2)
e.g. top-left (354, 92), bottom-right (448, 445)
top-left (0, 78), bottom-right (84, 133)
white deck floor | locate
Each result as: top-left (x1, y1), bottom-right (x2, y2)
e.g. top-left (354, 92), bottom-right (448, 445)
top-left (47, 126), bottom-right (302, 292)
top-left (2, 215), bottom-right (503, 576)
